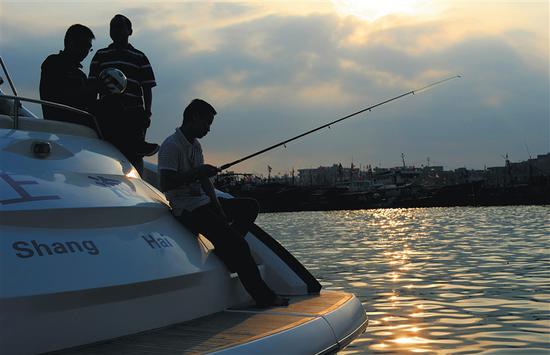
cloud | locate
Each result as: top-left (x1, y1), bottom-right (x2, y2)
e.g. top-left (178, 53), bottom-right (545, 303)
top-left (1, 1), bottom-right (548, 173)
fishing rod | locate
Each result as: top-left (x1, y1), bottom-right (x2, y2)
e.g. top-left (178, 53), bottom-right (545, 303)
top-left (219, 75), bottom-right (461, 171)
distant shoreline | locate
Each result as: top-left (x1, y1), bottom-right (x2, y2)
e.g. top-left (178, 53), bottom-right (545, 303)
top-left (219, 181), bottom-right (550, 213)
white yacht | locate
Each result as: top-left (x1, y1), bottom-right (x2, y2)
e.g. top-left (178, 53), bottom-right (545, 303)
top-left (0, 58), bottom-right (367, 355)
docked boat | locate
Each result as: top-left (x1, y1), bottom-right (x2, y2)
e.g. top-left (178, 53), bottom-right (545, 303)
top-left (0, 58), bottom-right (367, 354)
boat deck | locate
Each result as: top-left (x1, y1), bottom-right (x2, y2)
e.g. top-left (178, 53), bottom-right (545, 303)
top-left (52, 291), bottom-right (362, 354)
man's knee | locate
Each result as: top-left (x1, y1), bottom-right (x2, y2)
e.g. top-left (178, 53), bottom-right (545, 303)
top-left (244, 197), bottom-right (259, 213)
top-left (236, 198), bottom-right (259, 220)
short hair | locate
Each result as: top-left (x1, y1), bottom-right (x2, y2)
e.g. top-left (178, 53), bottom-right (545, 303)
top-left (183, 99), bottom-right (217, 125)
top-left (111, 14), bottom-right (132, 31)
top-left (64, 24), bottom-right (95, 47)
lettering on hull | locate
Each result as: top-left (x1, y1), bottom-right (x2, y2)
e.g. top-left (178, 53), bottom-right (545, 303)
top-left (0, 173), bottom-right (60, 205)
top-left (12, 240), bottom-right (100, 258)
top-left (88, 175), bottom-right (149, 202)
top-left (142, 233), bottom-right (174, 250)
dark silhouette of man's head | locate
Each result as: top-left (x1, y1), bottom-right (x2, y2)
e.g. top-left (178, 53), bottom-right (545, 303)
top-left (182, 99), bottom-right (217, 139)
top-left (110, 14), bottom-right (132, 44)
top-left (64, 24), bottom-right (95, 62)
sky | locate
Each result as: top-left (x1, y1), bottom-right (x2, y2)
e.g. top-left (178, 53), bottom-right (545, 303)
top-left (1, 0), bottom-right (548, 176)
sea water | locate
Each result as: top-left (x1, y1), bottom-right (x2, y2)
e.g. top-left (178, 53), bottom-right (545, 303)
top-left (257, 206), bottom-right (550, 354)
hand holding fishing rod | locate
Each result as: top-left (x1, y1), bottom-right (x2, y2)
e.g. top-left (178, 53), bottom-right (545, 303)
top-left (219, 75), bottom-right (461, 171)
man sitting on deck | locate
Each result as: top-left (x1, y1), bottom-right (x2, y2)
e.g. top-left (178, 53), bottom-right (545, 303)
top-left (158, 99), bottom-right (288, 308)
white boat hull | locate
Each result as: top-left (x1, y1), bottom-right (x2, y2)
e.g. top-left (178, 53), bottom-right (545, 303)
top-left (0, 117), bottom-right (367, 354)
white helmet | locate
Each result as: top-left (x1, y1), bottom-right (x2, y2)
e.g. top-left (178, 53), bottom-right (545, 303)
top-left (99, 67), bottom-right (127, 95)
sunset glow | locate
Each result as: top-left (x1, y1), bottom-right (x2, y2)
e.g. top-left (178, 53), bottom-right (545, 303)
top-left (1, 0), bottom-right (548, 174)
top-left (332, 0), bottom-right (440, 21)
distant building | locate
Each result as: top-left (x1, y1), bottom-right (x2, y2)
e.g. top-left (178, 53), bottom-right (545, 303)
top-left (298, 164), bottom-right (359, 186)
top-left (485, 166), bottom-right (508, 187)
top-left (285, 153), bottom-right (550, 189)
top-left (485, 153), bottom-right (550, 187)
top-left (528, 153), bottom-right (550, 176)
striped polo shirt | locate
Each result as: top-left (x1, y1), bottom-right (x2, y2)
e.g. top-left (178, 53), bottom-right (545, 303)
top-left (89, 43), bottom-right (156, 110)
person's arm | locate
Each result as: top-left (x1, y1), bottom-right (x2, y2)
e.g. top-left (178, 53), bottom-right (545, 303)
top-left (200, 174), bottom-right (227, 221)
top-left (140, 53), bottom-right (155, 119)
top-left (39, 62), bottom-right (56, 118)
top-left (159, 164), bottom-right (219, 192)
top-left (88, 52), bottom-right (100, 100)
top-left (39, 64), bottom-right (52, 101)
top-left (143, 86), bottom-right (152, 115)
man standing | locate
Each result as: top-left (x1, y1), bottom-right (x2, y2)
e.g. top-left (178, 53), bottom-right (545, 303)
top-left (89, 14), bottom-right (158, 173)
top-left (158, 99), bottom-right (288, 308)
top-left (40, 24), bottom-right (96, 125)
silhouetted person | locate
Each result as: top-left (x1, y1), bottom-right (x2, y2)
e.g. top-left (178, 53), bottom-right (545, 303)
top-left (92, 68), bottom-right (158, 171)
top-left (89, 14), bottom-right (157, 174)
top-left (40, 24), bottom-right (96, 125)
top-left (158, 99), bottom-right (289, 308)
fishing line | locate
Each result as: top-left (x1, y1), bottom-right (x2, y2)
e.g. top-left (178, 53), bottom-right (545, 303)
top-left (219, 75), bottom-right (461, 171)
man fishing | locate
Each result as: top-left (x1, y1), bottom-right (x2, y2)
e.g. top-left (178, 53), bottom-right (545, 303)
top-left (158, 99), bottom-right (289, 308)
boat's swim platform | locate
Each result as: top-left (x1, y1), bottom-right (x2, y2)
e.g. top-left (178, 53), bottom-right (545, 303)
top-left (50, 291), bottom-right (367, 355)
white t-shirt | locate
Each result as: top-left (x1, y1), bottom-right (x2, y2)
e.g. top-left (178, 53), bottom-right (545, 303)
top-left (158, 128), bottom-right (211, 214)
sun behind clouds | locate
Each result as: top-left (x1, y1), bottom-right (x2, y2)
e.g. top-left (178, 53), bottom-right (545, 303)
top-left (331, 0), bottom-right (441, 21)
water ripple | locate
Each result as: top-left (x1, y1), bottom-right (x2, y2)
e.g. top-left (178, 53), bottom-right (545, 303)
top-left (257, 206), bottom-right (550, 354)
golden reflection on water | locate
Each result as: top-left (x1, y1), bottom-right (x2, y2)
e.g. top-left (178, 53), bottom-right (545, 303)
top-left (392, 336), bottom-right (430, 345)
top-left (257, 206), bottom-right (550, 354)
